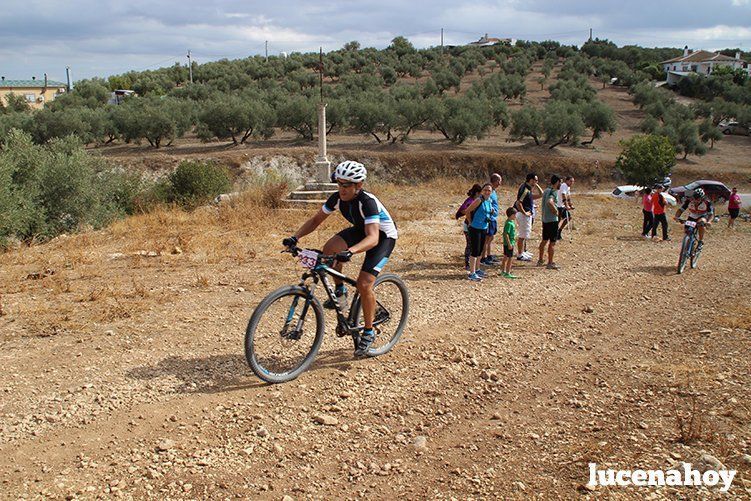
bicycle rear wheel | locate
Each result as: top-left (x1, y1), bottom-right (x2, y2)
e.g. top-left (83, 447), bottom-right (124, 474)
top-left (677, 234), bottom-right (691, 274)
top-left (690, 239), bottom-right (703, 269)
top-left (348, 273), bottom-right (409, 357)
top-left (245, 286), bottom-right (325, 383)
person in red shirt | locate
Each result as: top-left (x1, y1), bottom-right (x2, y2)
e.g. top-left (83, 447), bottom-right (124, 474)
top-left (640, 188), bottom-right (653, 239)
top-left (728, 187), bottom-right (742, 229)
top-left (651, 184), bottom-right (670, 241)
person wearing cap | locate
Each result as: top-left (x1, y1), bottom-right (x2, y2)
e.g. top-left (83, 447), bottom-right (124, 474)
top-left (650, 184), bottom-right (670, 241)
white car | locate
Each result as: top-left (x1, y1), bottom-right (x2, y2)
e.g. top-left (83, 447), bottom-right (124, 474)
top-left (717, 121), bottom-right (750, 136)
top-left (612, 185), bottom-right (677, 205)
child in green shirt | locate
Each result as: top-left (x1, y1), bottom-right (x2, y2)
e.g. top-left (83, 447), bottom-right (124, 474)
top-left (502, 207), bottom-right (519, 279)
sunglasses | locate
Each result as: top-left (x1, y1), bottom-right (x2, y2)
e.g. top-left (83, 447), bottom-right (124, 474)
top-left (336, 180), bottom-right (355, 188)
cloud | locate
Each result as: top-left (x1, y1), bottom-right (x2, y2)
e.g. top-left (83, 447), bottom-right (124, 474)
top-left (0, 0), bottom-right (750, 81)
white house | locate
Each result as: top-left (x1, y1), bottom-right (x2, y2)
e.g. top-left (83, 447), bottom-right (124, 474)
top-left (661, 46), bottom-right (749, 85)
top-left (468, 34), bottom-right (515, 47)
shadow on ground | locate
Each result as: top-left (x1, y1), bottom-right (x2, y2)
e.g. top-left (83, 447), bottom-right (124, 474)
top-left (126, 354), bottom-right (267, 393)
top-left (126, 347), bottom-right (360, 393)
top-left (630, 265), bottom-right (676, 276)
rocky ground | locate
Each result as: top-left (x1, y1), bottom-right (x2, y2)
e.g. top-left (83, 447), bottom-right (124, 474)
top-left (1, 183), bottom-right (750, 499)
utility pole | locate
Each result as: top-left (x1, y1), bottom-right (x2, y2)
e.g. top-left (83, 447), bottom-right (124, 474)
top-left (265, 41), bottom-right (268, 61)
top-left (187, 50), bottom-right (193, 83)
top-left (441, 28), bottom-right (444, 55)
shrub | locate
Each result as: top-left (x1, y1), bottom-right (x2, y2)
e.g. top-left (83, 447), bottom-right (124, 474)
top-left (0, 129), bottom-right (150, 245)
top-left (165, 160), bottom-right (232, 208)
top-left (615, 134), bottom-right (676, 186)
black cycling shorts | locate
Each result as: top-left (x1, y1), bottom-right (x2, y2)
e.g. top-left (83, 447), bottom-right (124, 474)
top-left (557, 207), bottom-right (569, 220)
top-left (729, 208), bottom-right (740, 219)
top-left (336, 227), bottom-right (396, 276)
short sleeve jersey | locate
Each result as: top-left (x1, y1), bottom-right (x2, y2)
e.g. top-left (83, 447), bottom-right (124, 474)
top-left (541, 187), bottom-right (559, 223)
top-left (322, 190), bottom-right (398, 239)
top-left (557, 183), bottom-right (570, 208)
top-left (729, 193), bottom-right (741, 209)
top-left (503, 219), bottom-right (517, 246)
top-left (516, 183), bottom-right (534, 213)
top-left (681, 198), bottom-right (714, 220)
top-left (489, 190), bottom-right (499, 216)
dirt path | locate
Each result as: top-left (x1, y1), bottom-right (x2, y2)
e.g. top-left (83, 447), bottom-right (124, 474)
top-left (1, 188), bottom-right (750, 499)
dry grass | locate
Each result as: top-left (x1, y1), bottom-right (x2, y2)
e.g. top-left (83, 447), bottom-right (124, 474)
top-left (671, 388), bottom-right (715, 445)
top-left (1, 179), bottom-right (464, 341)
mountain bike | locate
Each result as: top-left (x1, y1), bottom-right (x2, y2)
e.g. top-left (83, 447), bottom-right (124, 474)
top-left (676, 219), bottom-right (707, 274)
top-left (244, 245), bottom-right (409, 383)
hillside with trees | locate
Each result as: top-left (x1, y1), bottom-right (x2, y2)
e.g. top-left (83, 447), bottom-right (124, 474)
top-left (3, 36), bottom-right (751, 246)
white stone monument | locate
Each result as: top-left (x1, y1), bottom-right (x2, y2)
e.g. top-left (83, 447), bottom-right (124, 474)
top-left (313, 102), bottom-right (331, 183)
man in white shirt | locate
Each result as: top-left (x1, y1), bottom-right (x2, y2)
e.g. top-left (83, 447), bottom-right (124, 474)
top-left (557, 176), bottom-right (574, 239)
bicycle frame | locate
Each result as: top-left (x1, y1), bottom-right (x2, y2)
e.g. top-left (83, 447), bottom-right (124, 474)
top-left (304, 263), bottom-right (360, 332)
top-left (283, 246), bottom-right (394, 342)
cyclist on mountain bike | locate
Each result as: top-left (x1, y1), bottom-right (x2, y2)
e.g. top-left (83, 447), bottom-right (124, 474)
top-left (282, 161), bottom-right (398, 356)
top-left (674, 187), bottom-right (714, 248)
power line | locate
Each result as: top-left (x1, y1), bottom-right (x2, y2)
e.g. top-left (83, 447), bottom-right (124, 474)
top-left (136, 54), bottom-right (185, 72)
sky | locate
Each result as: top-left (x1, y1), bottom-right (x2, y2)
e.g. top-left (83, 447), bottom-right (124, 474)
top-left (2, 0), bottom-right (751, 83)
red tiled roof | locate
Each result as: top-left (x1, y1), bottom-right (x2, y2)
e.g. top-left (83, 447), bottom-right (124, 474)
top-left (661, 50), bottom-right (739, 64)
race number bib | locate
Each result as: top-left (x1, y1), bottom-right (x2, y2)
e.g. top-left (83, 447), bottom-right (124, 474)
top-left (298, 249), bottom-right (319, 270)
top-left (684, 220), bottom-right (697, 228)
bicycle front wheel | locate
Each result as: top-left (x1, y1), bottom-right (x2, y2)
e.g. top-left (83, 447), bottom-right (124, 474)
top-left (677, 234), bottom-right (691, 274)
top-left (245, 286), bottom-right (325, 383)
top-left (348, 273), bottom-right (409, 357)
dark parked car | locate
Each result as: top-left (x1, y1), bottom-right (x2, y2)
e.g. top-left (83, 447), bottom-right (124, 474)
top-left (669, 180), bottom-right (731, 203)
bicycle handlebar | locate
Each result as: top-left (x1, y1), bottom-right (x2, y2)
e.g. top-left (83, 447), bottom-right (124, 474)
top-left (676, 218), bottom-right (709, 226)
top-left (283, 245), bottom-right (337, 265)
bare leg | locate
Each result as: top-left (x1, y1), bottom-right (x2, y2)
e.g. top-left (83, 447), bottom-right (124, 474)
top-left (469, 256), bottom-right (479, 275)
top-left (356, 271), bottom-right (377, 329)
top-left (538, 240), bottom-right (546, 263)
top-left (322, 235), bottom-right (348, 286)
top-left (547, 242), bottom-right (556, 264)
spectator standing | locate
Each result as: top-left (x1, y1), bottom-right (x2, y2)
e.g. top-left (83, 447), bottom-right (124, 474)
top-left (651, 184), bottom-right (670, 241)
top-left (515, 173), bottom-right (543, 262)
top-left (455, 184), bottom-right (483, 270)
top-left (502, 207), bottom-right (519, 279)
top-left (640, 188), bottom-right (654, 239)
top-left (481, 173), bottom-right (503, 265)
top-left (728, 187), bottom-right (742, 229)
top-left (557, 176), bottom-right (574, 239)
top-left (537, 175), bottom-right (561, 269)
top-left (465, 183), bottom-right (495, 281)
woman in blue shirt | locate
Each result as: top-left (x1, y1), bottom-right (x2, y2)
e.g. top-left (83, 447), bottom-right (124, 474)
top-left (464, 183), bottom-right (496, 281)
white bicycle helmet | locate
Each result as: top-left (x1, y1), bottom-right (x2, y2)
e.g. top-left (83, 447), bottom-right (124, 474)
top-left (334, 160), bottom-right (367, 183)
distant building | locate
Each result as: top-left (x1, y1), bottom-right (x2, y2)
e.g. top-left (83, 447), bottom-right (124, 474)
top-left (108, 89), bottom-right (136, 105)
top-left (468, 33), bottom-right (515, 47)
top-left (661, 46), bottom-right (749, 86)
top-left (0, 75), bottom-right (67, 109)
